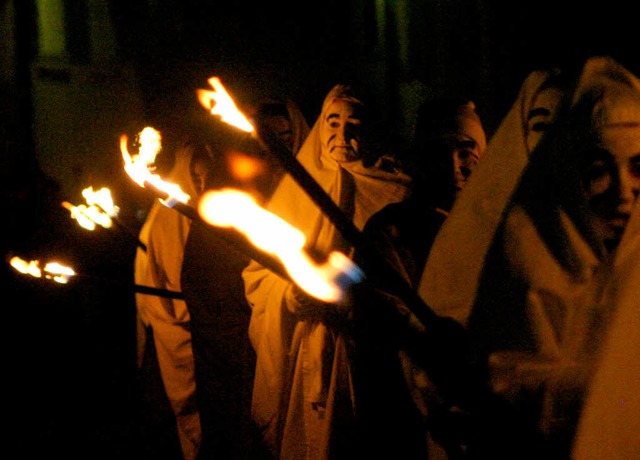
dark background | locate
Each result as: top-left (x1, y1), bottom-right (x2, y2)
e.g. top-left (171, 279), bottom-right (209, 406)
top-left (1, 1), bottom-right (637, 459)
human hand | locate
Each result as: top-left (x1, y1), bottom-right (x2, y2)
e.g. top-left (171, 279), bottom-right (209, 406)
top-left (284, 283), bottom-right (351, 322)
top-left (285, 283), bottom-right (326, 315)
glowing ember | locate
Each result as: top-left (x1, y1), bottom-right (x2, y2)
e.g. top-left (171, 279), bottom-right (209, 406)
top-left (120, 127), bottom-right (190, 207)
top-left (227, 151), bottom-right (265, 181)
top-left (196, 77), bottom-right (255, 133)
top-left (10, 256), bottom-right (75, 284)
top-left (198, 188), bottom-right (364, 302)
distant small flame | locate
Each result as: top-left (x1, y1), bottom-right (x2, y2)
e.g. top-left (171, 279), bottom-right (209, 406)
top-left (43, 262), bottom-right (75, 284)
top-left (198, 188), bottom-right (364, 302)
top-left (120, 127), bottom-right (190, 207)
top-left (62, 201), bottom-right (110, 230)
top-left (197, 77), bottom-right (255, 133)
top-left (63, 186), bottom-right (120, 231)
top-left (10, 256), bottom-right (41, 278)
top-left (10, 256), bottom-right (75, 284)
top-left (82, 186), bottom-right (119, 218)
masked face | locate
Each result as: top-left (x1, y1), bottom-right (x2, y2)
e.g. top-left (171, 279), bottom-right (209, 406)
top-left (582, 125), bottom-right (640, 251)
top-left (450, 123), bottom-right (486, 194)
top-left (320, 98), bottom-right (363, 162)
top-left (434, 112), bottom-right (486, 201)
top-left (409, 100), bottom-right (486, 210)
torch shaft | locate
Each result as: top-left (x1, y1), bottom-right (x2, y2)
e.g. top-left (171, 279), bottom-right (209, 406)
top-left (134, 284), bottom-right (183, 299)
top-left (107, 212), bottom-right (148, 252)
top-left (29, 269), bottom-right (185, 300)
top-left (82, 273), bottom-right (183, 299)
top-left (258, 129), bottom-right (365, 249)
top-left (256, 128), bottom-right (485, 414)
top-left (63, 201), bottom-right (147, 252)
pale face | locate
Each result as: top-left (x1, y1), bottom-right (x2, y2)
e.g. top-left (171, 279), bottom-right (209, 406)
top-left (320, 98), bottom-right (363, 162)
top-left (582, 125), bottom-right (640, 251)
top-left (450, 134), bottom-right (484, 194)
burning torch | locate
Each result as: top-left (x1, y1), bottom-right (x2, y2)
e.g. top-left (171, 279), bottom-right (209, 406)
top-left (9, 255), bottom-right (183, 299)
top-left (62, 186), bottom-right (147, 252)
top-left (196, 76), bottom-right (441, 326)
top-left (120, 124), bottom-right (364, 303)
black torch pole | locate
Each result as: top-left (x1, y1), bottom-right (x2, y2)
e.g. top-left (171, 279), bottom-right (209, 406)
top-left (86, 276), bottom-right (184, 299)
top-left (256, 128), bottom-right (365, 250)
top-left (133, 283), bottom-right (183, 299)
top-left (50, 270), bottom-right (184, 299)
top-left (256, 124), bottom-right (484, 417)
top-left (106, 212), bottom-right (148, 252)
top-left (252, 127), bottom-right (492, 421)
top-left (62, 201), bottom-right (147, 252)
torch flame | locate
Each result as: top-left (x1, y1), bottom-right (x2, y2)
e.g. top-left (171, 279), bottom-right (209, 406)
top-left (43, 262), bottom-right (76, 284)
top-left (62, 201), bottom-right (111, 230)
top-left (194, 77), bottom-right (364, 302)
top-left (198, 188), bottom-right (364, 302)
top-left (197, 77), bottom-right (255, 133)
top-left (82, 186), bottom-right (119, 217)
top-left (10, 256), bottom-right (75, 284)
top-left (10, 256), bottom-right (42, 278)
top-left (120, 127), bottom-right (191, 207)
top-left (63, 186), bottom-right (119, 231)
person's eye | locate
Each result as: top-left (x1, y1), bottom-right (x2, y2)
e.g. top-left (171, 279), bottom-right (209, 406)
top-left (456, 145), bottom-right (479, 161)
top-left (530, 121), bottom-right (553, 133)
top-left (464, 151), bottom-right (480, 168)
top-left (583, 159), bottom-right (613, 196)
top-left (457, 150), bottom-right (470, 160)
top-left (583, 149), bottom-right (611, 178)
top-left (585, 160), bottom-right (609, 181)
top-left (344, 124), bottom-right (360, 139)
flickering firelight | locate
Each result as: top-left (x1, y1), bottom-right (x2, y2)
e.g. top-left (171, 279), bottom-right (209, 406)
top-left (198, 188), bottom-right (364, 303)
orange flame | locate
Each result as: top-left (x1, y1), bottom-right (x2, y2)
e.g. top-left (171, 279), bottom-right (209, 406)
top-left (196, 77), bottom-right (255, 132)
top-left (195, 77), bottom-right (365, 300)
top-left (10, 256), bottom-right (75, 284)
top-left (198, 188), bottom-right (364, 302)
top-left (227, 151), bottom-right (265, 181)
top-left (83, 186), bottom-right (119, 217)
top-left (63, 186), bottom-right (119, 231)
top-left (62, 201), bottom-right (110, 230)
top-left (120, 127), bottom-right (191, 207)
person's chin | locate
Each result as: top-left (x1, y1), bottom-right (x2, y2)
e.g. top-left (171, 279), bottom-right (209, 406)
top-left (602, 223), bottom-right (627, 252)
top-left (609, 214), bottom-right (630, 235)
top-left (454, 178), bottom-right (468, 190)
